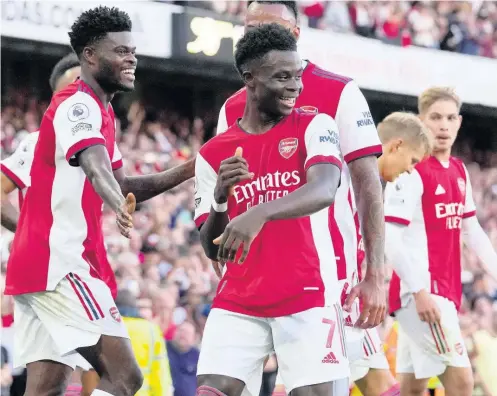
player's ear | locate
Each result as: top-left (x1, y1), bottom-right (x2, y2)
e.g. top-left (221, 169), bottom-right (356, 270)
top-left (457, 114), bottom-right (463, 130)
top-left (83, 46), bottom-right (97, 67)
top-left (293, 26), bottom-right (301, 41)
top-left (242, 71), bottom-right (255, 87)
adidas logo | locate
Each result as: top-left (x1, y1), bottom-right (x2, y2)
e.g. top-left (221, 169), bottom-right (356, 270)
top-left (322, 351), bottom-right (339, 364)
top-left (344, 315), bottom-right (353, 327)
top-left (435, 184), bottom-right (446, 195)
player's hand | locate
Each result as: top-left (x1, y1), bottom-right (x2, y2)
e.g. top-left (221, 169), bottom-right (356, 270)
top-left (344, 275), bottom-right (386, 329)
top-left (117, 193), bottom-right (136, 238)
top-left (214, 147), bottom-right (254, 204)
top-left (213, 207), bottom-right (267, 264)
top-left (211, 260), bottom-right (224, 279)
top-left (414, 289), bottom-right (441, 324)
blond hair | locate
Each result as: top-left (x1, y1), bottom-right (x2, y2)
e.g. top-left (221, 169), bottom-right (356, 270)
top-left (418, 86), bottom-right (461, 115)
top-left (378, 112), bottom-right (433, 155)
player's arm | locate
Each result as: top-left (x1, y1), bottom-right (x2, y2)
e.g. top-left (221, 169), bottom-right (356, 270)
top-left (460, 169), bottom-right (497, 282)
top-left (384, 172), bottom-right (425, 292)
top-left (336, 81), bottom-right (385, 281)
top-left (217, 114), bottom-right (342, 263)
top-left (113, 158), bottom-right (196, 204)
top-left (0, 134), bottom-right (36, 232)
top-left (216, 101), bottom-right (229, 135)
top-left (197, 148), bottom-right (252, 261)
top-left (53, 94), bottom-right (133, 237)
top-left (0, 173), bottom-right (19, 232)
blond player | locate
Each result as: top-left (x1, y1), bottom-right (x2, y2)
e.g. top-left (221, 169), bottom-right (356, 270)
top-left (384, 87), bottom-right (497, 396)
top-left (348, 112), bottom-right (432, 396)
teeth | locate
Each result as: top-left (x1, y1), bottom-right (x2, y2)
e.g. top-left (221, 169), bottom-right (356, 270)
top-left (122, 69), bottom-right (135, 75)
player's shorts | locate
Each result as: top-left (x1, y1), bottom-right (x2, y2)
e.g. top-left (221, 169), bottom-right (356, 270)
top-left (395, 294), bottom-right (470, 379)
top-left (350, 327), bottom-right (389, 382)
top-left (198, 305), bottom-right (350, 394)
top-left (13, 271), bottom-right (128, 369)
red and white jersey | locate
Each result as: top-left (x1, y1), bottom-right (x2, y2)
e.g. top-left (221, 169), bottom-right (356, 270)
top-left (385, 156), bottom-right (476, 312)
top-left (1, 131), bottom-right (39, 208)
top-left (195, 111), bottom-right (343, 317)
top-left (216, 60), bottom-right (382, 293)
top-left (5, 80), bottom-right (122, 297)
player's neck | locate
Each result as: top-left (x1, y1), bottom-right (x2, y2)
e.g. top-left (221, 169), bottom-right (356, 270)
top-left (80, 72), bottom-right (114, 109)
top-left (239, 104), bottom-right (284, 135)
top-left (432, 149), bottom-right (451, 163)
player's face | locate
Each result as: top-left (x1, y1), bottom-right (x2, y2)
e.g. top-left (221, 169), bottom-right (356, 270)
top-left (250, 50), bottom-right (303, 117)
top-left (94, 32), bottom-right (137, 93)
top-left (420, 99), bottom-right (461, 154)
top-left (245, 2), bottom-right (300, 39)
top-left (381, 139), bottom-right (426, 182)
top-left (54, 66), bottom-right (81, 93)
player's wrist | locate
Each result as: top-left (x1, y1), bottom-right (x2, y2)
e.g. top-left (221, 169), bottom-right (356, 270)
top-left (211, 199), bottom-right (228, 213)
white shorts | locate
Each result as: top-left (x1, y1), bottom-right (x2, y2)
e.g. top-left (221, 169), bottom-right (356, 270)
top-left (395, 294), bottom-right (470, 379)
top-left (198, 305), bottom-right (350, 394)
top-left (350, 328), bottom-right (389, 382)
top-left (13, 271), bottom-right (128, 369)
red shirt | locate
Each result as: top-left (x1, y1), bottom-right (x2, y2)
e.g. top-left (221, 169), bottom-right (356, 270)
top-left (217, 60), bottom-right (382, 289)
top-left (5, 80), bottom-right (122, 297)
top-left (195, 110), bottom-right (343, 317)
top-left (385, 156), bottom-right (476, 312)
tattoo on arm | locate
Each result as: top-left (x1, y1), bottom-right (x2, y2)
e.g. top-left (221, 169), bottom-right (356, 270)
top-left (120, 158), bottom-right (196, 203)
top-left (349, 156), bottom-right (385, 276)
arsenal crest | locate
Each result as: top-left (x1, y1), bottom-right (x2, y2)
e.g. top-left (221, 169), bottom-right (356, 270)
top-left (455, 342), bottom-right (464, 355)
top-left (279, 138), bottom-right (298, 159)
top-left (457, 178), bottom-right (466, 195)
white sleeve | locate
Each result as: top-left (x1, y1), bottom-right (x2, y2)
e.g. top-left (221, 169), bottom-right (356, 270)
top-left (304, 113), bottom-right (342, 171)
top-left (0, 132), bottom-right (39, 189)
top-left (384, 170), bottom-right (423, 225)
top-left (385, 222), bottom-right (426, 293)
top-left (335, 81), bottom-right (382, 163)
top-left (194, 152), bottom-right (218, 228)
top-left (462, 165), bottom-right (476, 218)
top-left (462, 217), bottom-right (497, 281)
top-left (216, 101), bottom-right (228, 136)
top-left (52, 91), bottom-right (106, 164)
top-left (111, 141), bottom-right (123, 170)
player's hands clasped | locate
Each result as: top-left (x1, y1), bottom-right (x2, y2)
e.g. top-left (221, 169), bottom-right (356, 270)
top-left (116, 193), bottom-right (136, 238)
top-left (214, 147), bottom-right (254, 204)
top-left (344, 275), bottom-right (386, 329)
top-left (414, 289), bottom-right (441, 323)
top-left (214, 207), bottom-right (267, 264)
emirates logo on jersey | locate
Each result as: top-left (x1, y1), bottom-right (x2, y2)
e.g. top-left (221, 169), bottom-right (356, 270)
top-left (457, 178), bottom-right (466, 195)
top-left (279, 138), bottom-right (298, 159)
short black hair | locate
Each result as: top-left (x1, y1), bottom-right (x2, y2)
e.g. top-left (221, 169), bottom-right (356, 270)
top-left (247, 1), bottom-right (299, 20)
top-left (49, 53), bottom-right (80, 92)
top-left (69, 6), bottom-right (132, 57)
top-left (235, 23), bottom-right (297, 76)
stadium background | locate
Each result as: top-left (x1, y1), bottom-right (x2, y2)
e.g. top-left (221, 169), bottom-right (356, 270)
top-left (1, 1), bottom-right (497, 395)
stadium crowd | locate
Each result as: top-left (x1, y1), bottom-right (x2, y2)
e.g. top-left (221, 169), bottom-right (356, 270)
top-left (174, 0), bottom-right (497, 58)
top-left (1, 79), bottom-right (497, 395)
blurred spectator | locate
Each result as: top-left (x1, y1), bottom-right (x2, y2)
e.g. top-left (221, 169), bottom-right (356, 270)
top-left (1, 346), bottom-right (12, 396)
top-left (116, 289), bottom-right (173, 396)
top-left (166, 322), bottom-right (199, 396)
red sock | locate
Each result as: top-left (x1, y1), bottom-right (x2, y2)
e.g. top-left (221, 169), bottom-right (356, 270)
top-left (196, 385), bottom-right (228, 396)
top-left (381, 383), bottom-right (400, 396)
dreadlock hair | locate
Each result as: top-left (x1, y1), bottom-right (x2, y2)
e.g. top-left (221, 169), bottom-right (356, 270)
top-left (68, 6), bottom-right (132, 57)
top-left (48, 53), bottom-right (80, 92)
top-left (234, 23), bottom-right (297, 77)
top-left (247, 1), bottom-right (299, 20)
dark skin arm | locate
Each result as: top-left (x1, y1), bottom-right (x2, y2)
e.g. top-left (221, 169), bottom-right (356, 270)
top-left (343, 155), bottom-right (386, 329)
top-left (0, 173), bottom-right (19, 232)
top-left (200, 148), bottom-right (252, 261)
top-left (216, 162), bottom-right (341, 263)
top-left (78, 145), bottom-right (134, 238)
top-left (113, 158), bottom-right (196, 204)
